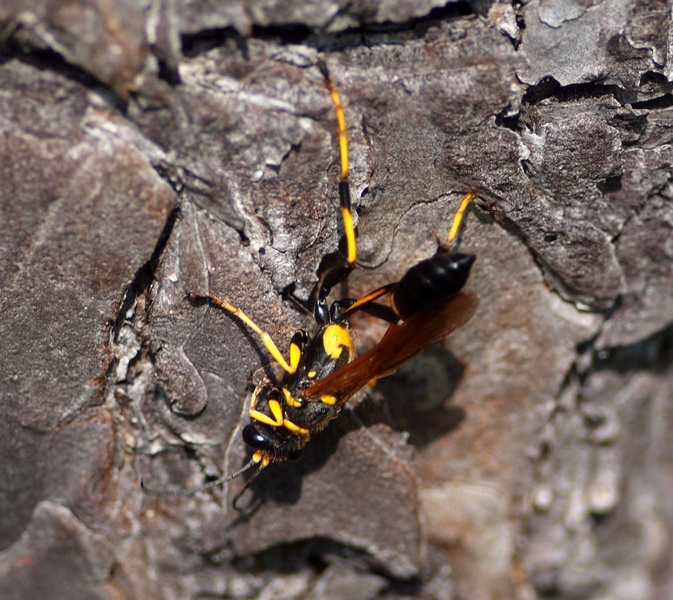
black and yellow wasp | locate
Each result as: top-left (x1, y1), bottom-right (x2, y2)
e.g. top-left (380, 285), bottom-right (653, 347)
top-left (144, 59), bottom-right (478, 503)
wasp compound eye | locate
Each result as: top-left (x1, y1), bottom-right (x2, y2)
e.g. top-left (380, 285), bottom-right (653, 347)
top-left (242, 424), bottom-right (271, 450)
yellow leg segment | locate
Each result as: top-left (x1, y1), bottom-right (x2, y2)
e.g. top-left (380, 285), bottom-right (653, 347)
top-left (341, 206), bottom-right (357, 265)
top-left (249, 408), bottom-right (310, 437)
top-left (447, 192), bottom-right (475, 246)
top-left (283, 387), bottom-right (303, 409)
top-left (321, 62), bottom-right (349, 181)
top-left (206, 294), bottom-right (296, 374)
top-left (249, 389), bottom-right (309, 435)
top-left (282, 420), bottom-right (310, 436)
top-left (318, 58), bottom-right (357, 272)
top-left (249, 397), bottom-right (284, 427)
top-left (342, 283), bottom-right (396, 317)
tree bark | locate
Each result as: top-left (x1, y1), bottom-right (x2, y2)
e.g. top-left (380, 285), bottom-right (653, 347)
top-left (1, 2), bottom-right (672, 599)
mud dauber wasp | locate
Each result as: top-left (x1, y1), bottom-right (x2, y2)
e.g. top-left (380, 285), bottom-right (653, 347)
top-left (143, 59), bottom-right (478, 507)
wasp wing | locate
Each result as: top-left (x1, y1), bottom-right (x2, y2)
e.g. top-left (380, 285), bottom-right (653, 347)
top-left (303, 291), bottom-right (478, 407)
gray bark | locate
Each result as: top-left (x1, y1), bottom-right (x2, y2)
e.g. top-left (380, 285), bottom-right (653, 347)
top-left (1, 1), bottom-right (672, 599)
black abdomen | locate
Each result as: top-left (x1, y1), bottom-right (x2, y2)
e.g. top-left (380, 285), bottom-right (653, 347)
top-left (392, 251), bottom-right (475, 318)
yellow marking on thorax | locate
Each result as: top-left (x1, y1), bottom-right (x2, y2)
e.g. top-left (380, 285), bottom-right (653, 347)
top-left (283, 387), bottom-right (303, 409)
top-left (322, 324), bottom-right (353, 360)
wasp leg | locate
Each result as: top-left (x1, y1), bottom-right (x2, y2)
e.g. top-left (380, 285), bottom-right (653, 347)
top-left (352, 301), bottom-right (399, 323)
top-left (248, 387), bottom-right (310, 435)
top-left (196, 293), bottom-right (305, 375)
top-left (248, 382), bottom-right (272, 415)
top-left (340, 283), bottom-right (398, 320)
top-left (338, 192), bottom-right (476, 323)
top-left (447, 192), bottom-right (475, 246)
top-left (317, 58), bottom-right (357, 307)
top-left (248, 389), bottom-right (284, 427)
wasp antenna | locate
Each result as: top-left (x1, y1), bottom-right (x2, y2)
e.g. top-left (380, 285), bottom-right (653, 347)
top-left (447, 192), bottom-right (476, 247)
top-left (141, 456), bottom-right (259, 498)
top-left (232, 461), bottom-right (266, 511)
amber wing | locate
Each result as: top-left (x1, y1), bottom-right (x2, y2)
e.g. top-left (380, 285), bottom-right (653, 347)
top-left (303, 291), bottom-right (478, 407)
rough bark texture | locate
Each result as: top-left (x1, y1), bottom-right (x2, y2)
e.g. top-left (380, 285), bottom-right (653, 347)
top-left (1, 2), bottom-right (672, 599)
